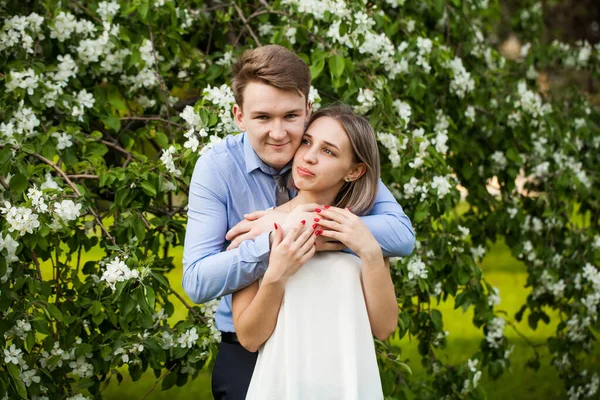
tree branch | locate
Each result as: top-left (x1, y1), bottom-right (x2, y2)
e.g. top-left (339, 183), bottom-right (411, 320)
top-left (147, 24), bottom-right (174, 139)
top-left (140, 364), bottom-right (177, 400)
top-left (233, 3), bottom-right (261, 46)
top-left (170, 288), bottom-right (208, 325)
top-left (120, 116), bottom-right (185, 129)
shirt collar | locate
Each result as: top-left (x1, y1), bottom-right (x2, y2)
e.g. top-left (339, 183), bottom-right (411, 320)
top-left (243, 132), bottom-right (292, 176)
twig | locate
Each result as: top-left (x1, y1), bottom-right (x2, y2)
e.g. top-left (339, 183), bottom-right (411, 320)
top-left (233, 3), bottom-right (261, 46)
top-left (147, 24), bottom-right (174, 138)
top-left (137, 211), bottom-right (151, 230)
top-left (69, 0), bottom-right (103, 23)
top-left (140, 364), bottom-right (177, 400)
top-left (32, 251), bottom-right (42, 280)
top-left (68, 174), bottom-right (99, 179)
top-left (120, 116), bottom-right (185, 129)
top-left (0, 175), bottom-right (9, 191)
top-left (19, 147), bottom-right (117, 246)
top-left (170, 289), bottom-right (208, 325)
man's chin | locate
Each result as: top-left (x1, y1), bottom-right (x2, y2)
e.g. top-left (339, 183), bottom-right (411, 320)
top-left (264, 155), bottom-right (294, 170)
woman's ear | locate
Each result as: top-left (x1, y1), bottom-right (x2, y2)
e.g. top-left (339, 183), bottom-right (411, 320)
top-left (232, 104), bottom-right (246, 131)
top-left (346, 163), bottom-right (366, 182)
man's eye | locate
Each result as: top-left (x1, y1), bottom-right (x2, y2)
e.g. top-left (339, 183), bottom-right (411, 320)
top-left (255, 115), bottom-right (268, 120)
top-left (286, 114), bottom-right (298, 119)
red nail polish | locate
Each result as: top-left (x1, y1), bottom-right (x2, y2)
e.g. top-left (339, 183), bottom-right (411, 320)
top-left (315, 208), bottom-right (322, 213)
top-left (314, 218), bottom-right (320, 222)
top-left (315, 230), bottom-right (322, 236)
top-left (301, 220), bottom-right (306, 225)
top-left (312, 223), bottom-right (317, 229)
top-left (324, 205), bottom-right (330, 209)
top-left (274, 223), bottom-right (278, 230)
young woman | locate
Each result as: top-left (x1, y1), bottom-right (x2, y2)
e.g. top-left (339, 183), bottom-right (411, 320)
top-left (232, 105), bottom-right (398, 399)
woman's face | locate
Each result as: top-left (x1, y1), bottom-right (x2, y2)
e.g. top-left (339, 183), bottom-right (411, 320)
top-left (292, 116), bottom-right (361, 195)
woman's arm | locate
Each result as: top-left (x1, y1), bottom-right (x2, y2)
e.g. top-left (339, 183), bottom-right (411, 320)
top-left (232, 280), bottom-right (286, 352)
top-left (359, 253), bottom-right (398, 341)
top-left (232, 221), bottom-right (317, 352)
top-left (316, 207), bottom-right (398, 340)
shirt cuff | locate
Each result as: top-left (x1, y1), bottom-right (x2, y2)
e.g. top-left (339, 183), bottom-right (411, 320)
top-left (255, 231), bottom-right (272, 267)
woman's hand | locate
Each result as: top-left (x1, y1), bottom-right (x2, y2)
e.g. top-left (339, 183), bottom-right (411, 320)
top-left (315, 206), bottom-right (381, 260)
top-left (263, 220), bottom-right (317, 285)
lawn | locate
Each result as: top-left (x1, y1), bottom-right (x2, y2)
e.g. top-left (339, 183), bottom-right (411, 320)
top-left (93, 238), bottom-right (596, 399)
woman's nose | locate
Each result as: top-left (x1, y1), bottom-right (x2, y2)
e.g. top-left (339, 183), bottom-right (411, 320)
top-left (303, 149), bottom-right (317, 164)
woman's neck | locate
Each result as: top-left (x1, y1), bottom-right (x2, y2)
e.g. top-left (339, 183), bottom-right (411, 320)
top-left (289, 190), bottom-right (338, 210)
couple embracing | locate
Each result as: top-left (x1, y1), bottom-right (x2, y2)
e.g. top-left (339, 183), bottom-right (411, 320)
top-left (182, 45), bottom-right (415, 399)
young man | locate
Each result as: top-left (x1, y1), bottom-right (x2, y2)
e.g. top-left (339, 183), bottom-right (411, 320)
top-left (182, 45), bottom-right (415, 399)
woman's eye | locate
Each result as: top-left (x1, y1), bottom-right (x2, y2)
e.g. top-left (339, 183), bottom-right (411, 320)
top-left (302, 139), bottom-right (310, 145)
top-left (324, 149), bottom-right (334, 155)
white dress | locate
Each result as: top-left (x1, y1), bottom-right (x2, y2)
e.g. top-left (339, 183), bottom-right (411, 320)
top-left (245, 252), bottom-right (384, 400)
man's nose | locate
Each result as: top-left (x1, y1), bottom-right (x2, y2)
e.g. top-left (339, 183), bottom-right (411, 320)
top-left (270, 119), bottom-right (286, 141)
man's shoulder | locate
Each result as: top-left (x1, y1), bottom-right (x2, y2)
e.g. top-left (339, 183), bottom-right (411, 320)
top-left (199, 133), bottom-right (245, 164)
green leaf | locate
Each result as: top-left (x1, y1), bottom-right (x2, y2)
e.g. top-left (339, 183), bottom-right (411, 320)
top-left (328, 54), bottom-right (345, 78)
top-left (430, 309), bottom-right (443, 330)
top-left (102, 115), bottom-right (121, 132)
top-left (77, 378), bottom-right (95, 389)
top-left (46, 304), bottom-right (64, 322)
top-left (310, 60), bottom-right (325, 79)
top-left (90, 300), bottom-right (102, 316)
top-left (7, 364), bottom-right (27, 399)
top-left (140, 181), bottom-right (157, 197)
top-left (145, 286), bottom-right (156, 310)
top-left (9, 173), bottom-right (28, 196)
top-left (161, 370), bottom-right (178, 391)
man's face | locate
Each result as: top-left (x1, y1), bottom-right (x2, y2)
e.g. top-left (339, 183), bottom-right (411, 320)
top-left (233, 81), bottom-right (310, 170)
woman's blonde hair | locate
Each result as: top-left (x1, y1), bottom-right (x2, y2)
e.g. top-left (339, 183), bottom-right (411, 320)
top-left (301, 105), bottom-right (380, 216)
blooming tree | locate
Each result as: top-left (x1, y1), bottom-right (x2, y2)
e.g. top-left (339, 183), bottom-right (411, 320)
top-left (1, 0), bottom-right (599, 399)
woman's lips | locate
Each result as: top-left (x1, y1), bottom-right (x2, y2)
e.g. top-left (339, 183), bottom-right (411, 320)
top-left (297, 167), bottom-right (315, 177)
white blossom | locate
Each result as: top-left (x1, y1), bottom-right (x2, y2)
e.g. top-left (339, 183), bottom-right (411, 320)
top-left (0, 234), bottom-right (19, 263)
top-left (97, 1), bottom-right (120, 20)
top-left (471, 245), bottom-right (486, 260)
top-left (491, 151), bottom-right (507, 170)
top-left (41, 172), bottom-right (60, 191)
top-left (355, 88), bottom-right (376, 114)
top-left (160, 146), bottom-right (181, 177)
top-left (465, 106), bottom-right (476, 122)
top-left (393, 100), bottom-right (411, 125)
top-left (431, 176), bottom-right (452, 198)
top-left (6, 68), bottom-right (39, 95)
top-left (50, 12), bottom-right (77, 42)
top-left (69, 356), bottom-right (94, 378)
top-left (3, 344), bottom-right (23, 365)
top-left (458, 225), bottom-right (470, 238)
top-left (180, 106), bottom-right (203, 131)
top-left (447, 57), bottom-right (475, 98)
top-left (407, 257), bottom-right (428, 280)
top-left (308, 86), bottom-right (321, 110)
top-left (177, 327), bottom-right (199, 348)
top-left (377, 132), bottom-right (405, 168)
top-left (100, 256), bottom-right (139, 290)
top-left (488, 287), bottom-right (501, 306)
top-left (21, 368), bottom-right (41, 387)
top-left (54, 200), bottom-right (82, 222)
top-left (52, 132), bottom-right (73, 150)
top-left (485, 317), bottom-right (505, 348)
top-left (0, 202), bottom-right (40, 236)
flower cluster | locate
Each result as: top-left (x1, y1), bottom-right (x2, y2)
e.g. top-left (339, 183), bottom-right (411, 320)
top-left (100, 257), bottom-right (140, 290)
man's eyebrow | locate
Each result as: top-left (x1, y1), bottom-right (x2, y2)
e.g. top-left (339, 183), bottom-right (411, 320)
top-left (250, 109), bottom-right (304, 115)
top-left (303, 133), bottom-right (340, 150)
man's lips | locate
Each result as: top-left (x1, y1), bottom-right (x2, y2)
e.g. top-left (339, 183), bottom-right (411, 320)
top-left (297, 167), bottom-right (315, 177)
top-left (268, 142), bottom-right (290, 149)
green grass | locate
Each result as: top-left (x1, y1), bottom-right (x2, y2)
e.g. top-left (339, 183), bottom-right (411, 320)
top-left (42, 237), bottom-right (596, 399)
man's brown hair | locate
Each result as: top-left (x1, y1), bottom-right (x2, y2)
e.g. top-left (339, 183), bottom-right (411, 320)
top-left (231, 45), bottom-right (311, 107)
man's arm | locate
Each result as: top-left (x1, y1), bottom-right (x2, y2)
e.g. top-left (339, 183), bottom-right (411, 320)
top-left (182, 155), bottom-right (271, 304)
top-left (360, 180), bottom-right (415, 257)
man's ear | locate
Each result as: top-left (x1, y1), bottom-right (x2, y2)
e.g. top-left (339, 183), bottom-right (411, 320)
top-left (305, 101), bottom-right (312, 120)
top-left (232, 104), bottom-right (246, 131)
top-left (347, 163), bottom-right (366, 182)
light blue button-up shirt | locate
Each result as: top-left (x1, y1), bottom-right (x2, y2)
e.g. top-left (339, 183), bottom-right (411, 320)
top-left (182, 132), bottom-right (415, 332)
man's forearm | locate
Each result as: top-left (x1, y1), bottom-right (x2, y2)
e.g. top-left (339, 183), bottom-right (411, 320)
top-left (182, 232), bottom-right (271, 304)
top-left (361, 212), bottom-right (415, 257)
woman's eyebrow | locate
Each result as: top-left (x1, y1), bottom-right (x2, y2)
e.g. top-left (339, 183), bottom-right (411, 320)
top-left (304, 133), bottom-right (340, 150)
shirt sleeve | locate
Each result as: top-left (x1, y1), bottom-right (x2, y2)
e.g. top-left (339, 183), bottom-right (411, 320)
top-left (182, 155), bottom-right (271, 304)
top-left (360, 180), bottom-right (416, 257)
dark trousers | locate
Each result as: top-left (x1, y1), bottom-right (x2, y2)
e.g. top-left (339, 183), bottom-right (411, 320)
top-left (212, 341), bottom-right (258, 400)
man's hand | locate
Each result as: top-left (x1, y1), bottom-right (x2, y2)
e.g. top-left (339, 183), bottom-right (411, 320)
top-left (226, 210), bottom-right (285, 250)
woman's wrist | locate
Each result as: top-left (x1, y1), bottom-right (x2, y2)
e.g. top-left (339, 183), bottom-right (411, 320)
top-left (358, 245), bottom-right (383, 266)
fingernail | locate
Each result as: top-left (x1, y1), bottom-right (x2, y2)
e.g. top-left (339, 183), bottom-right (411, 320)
top-left (324, 205), bottom-right (330, 209)
top-left (314, 218), bottom-right (320, 222)
top-left (301, 220), bottom-right (306, 225)
top-left (315, 230), bottom-right (322, 236)
top-left (312, 223), bottom-right (317, 229)
top-left (274, 223), bottom-right (278, 230)
top-left (315, 208), bottom-right (321, 213)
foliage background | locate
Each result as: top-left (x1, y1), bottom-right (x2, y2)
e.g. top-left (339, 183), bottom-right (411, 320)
top-left (1, 0), bottom-right (599, 399)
